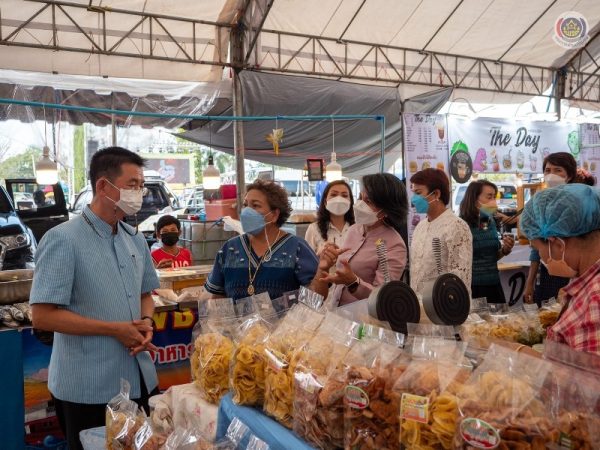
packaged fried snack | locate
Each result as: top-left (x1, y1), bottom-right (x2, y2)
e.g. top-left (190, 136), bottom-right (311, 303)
top-left (106, 379), bottom-right (145, 450)
top-left (343, 325), bottom-right (406, 450)
top-left (191, 298), bottom-right (237, 404)
top-left (133, 416), bottom-right (168, 450)
top-left (263, 303), bottom-right (324, 427)
top-left (394, 338), bottom-right (469, 450)
top-left (230, 314), bottom-right (273, 406)
top-left (292, 313), bottom-right (359, 449)
top-left (538, 297), bottom-right (562, 330)
top-left (453, 344), bottom-right (553, 449)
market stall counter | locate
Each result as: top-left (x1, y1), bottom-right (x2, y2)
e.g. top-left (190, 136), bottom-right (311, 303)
top-left (218, 393), bottom-right (315, 450)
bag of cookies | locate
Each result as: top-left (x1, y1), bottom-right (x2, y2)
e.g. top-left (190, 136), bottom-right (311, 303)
top-left (292, 312), bottom-right (359, 449)
top-left (343, 325), bottom-right (407, 450)
top-left (394, 338), bottom-right (469, 450)
top-left (106, 379), bottom-right (145, 450)
top-left (191, 298), bottom-right (237, 404)
top-left (263, 302), bottom-right (324, 427)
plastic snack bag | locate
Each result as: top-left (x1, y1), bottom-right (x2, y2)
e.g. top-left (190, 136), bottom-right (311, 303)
top-left (453, 343), bottom-right (552, 449)
top-left (263, 302), bottom-right (324, 427)
top-left (106, 379), bottom-right (145, 450)
top-left (133, 416), bottom-right (168, 450)
top-left (292, 312), bottom-right (359, 449)
top-left (394, 338), bottom-right (469, 450)
top-left (230, 312), bottom-right (273, 406)
top-left (342, 325), bottom-right (406, 450)
top-left (190, 298), bottom-right (237, 404)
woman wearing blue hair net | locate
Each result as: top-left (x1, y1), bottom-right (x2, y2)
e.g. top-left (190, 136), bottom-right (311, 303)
top-left (520, 184), bottom-right (600, 355)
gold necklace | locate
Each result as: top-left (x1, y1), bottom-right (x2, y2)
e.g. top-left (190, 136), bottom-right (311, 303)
top-left (247, 229), bottom-right (281, 295)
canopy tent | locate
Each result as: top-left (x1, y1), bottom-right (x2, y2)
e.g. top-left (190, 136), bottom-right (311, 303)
top-left (0, 69), bottom-right (231, 128)
top-left (178, 70), bottom-right (452, 178)
top-left (1, 0), bottom-right (600, 105)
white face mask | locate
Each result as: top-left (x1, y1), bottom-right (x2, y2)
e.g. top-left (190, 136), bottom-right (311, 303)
top-left (105, 179), bottom-right (143, 216)
top-left (545, 173), bottom-right (567, 188)
top-left (353, 200), bottom-right (381, 226)
top-left (325, 196), bottom-right (351, 216)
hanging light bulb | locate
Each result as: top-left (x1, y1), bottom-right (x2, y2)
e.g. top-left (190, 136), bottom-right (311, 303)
top-left (35, 145), bottom-right (58, 185)
top-left (203, 154), bottom-right (221, 190)
top-left (325, 119), bottom-right (343, 182)
top-left (326, 152), bottom-right (343, 182)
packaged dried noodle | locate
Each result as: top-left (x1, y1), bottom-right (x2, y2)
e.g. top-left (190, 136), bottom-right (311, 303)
top-left (191, 298), bottom-right (237, 404)
top-left (263, 302), bottom-right (324, 427)
top-left (292, 312), bottom-right (359, 449)
top-left (230, 313), bottom-right (273, 406)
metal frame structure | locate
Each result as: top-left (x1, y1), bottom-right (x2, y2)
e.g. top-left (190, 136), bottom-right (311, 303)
top-left (1, 0), bottom-right (600, 103)
top-left (0, 0), bottom-right (232, 67)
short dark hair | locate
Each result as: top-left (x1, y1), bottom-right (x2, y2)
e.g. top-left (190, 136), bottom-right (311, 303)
top-left (89, 147), bottom-right (146, 194)
top-left (317, 180), bottom-right (355, 240)
top-left (246, 179), bottom-right (292, 226)
top-left (410, 169), bottom-right (450, 205)
top-left (156, 215), bottom-right (181, 234)
top-left (543, 152), bottom-right (577, 183)
top-left (362, 173), bottom-right (408, 236)
top-left (459, 180), bottom-right (498, 227)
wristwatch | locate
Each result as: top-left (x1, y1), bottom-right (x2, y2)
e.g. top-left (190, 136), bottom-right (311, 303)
top-left (346, 276), bottom-right (360, 294)
top-left (141, 315), bottom-right (155, 328)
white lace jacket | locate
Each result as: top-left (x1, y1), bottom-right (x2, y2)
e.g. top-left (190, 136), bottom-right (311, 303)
top-left (409, 209), bottom-right (473, 295)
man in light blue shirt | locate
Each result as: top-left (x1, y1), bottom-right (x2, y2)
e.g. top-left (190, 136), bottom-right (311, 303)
top-left (30, 147), bottom-right (160, 450)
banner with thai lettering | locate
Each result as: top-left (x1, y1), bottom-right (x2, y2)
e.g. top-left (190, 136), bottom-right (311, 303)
top-left (447, 116), bottom-right (579, 179)
top-left (579, 123), bottom-right (600, 183)
top-left (150, 309), bottom-right (197, 390)
top-left (402, 113), bottom-right (450, 245)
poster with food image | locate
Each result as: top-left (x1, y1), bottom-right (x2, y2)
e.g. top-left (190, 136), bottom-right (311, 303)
top-left (447, 116), bottom-right (579, 175)
top-left (579, 123), bottom-right (600, 183)
top-left (402, 113), bottom-right (450, 245)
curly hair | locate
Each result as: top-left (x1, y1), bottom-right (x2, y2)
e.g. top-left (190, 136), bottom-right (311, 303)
top-left (246, 179), bottom-right (292, 226)
top-left (316, 180), bottom-right (355, 240)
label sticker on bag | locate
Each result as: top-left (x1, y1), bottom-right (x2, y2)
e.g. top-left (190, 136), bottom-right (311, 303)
top-left (400, 393), bottom-right (429, 423)
top-left (459, 418), bottom-right (500, 449)
top-left (344, 385), bottom-right (369, 409)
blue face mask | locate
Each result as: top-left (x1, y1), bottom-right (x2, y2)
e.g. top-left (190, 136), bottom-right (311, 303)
top-left (411, 192), bottom-right (433, 214)
top-left (240, 207), bottom-right (272, 235)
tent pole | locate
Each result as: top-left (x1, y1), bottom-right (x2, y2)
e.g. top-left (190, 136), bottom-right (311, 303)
top-left (111, 94), bottom-right (117, 146)
top-left (233, 71), bottom-right (245, 210)
top-left (379, 115), bottom-right (385, 173)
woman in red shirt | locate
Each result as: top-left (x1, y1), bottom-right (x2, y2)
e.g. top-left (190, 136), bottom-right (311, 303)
top-left (151, 215), bottom-right (192, 269)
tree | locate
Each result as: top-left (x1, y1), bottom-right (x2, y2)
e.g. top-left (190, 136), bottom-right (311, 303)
top-left (0, 146), bottom-right (41, 180)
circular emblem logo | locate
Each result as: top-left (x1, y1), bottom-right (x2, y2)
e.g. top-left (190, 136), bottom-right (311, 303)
top-left (460, 418), bottom-right (500, 449)
top-left (554, 12), bottom-right (589, 48)
top-left (344, 385), bottom-right (369, 409)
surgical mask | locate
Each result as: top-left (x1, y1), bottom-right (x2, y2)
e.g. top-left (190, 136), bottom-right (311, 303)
top-left (105, 179), bottom-right (143, 216)
top-left (325, 197), bottom-right (351, 216)
top-left (479, 201), bottom-right (498, 217)
top-left (411, 192), bottom-right (434, 214)
top-left (540, 238), bottom-right (577, 278)
top-left (240, 207), bottom-right (272, 235)
top-left (161, 232), bottom-right (179, 247)
top-left (353, 200), bottom-right (381, 226)
top-left (545, 174), bottom-right (567, 188)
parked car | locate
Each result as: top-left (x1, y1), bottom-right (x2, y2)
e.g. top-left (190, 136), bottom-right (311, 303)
top-left (1, 180), bottom-right (69, 270)
top-left (70, 171), bottom-right (181, 225)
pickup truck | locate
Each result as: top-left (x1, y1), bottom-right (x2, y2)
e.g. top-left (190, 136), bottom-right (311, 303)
top-left (0, 179), bottom-right (69, 270)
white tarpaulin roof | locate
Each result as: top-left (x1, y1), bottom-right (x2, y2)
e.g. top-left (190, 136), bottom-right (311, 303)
top-left (1, 0), bottom-right (600, 93)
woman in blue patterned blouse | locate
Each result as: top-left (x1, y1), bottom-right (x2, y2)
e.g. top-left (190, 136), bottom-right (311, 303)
top-left (204, 179), bottom-right (325, 301)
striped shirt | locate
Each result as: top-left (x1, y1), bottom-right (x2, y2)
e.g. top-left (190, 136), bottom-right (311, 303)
top-left (30, 206), bottom-right (160, 404)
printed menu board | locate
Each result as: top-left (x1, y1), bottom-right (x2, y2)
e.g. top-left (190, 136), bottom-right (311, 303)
top-left (579, 123), bottom-right (600, 183)
top-left (402, 114), bottom-right (450, 245)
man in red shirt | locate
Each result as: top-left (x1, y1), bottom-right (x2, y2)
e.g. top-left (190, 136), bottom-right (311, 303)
top-left (151, 215), bottom-right (192, 269)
